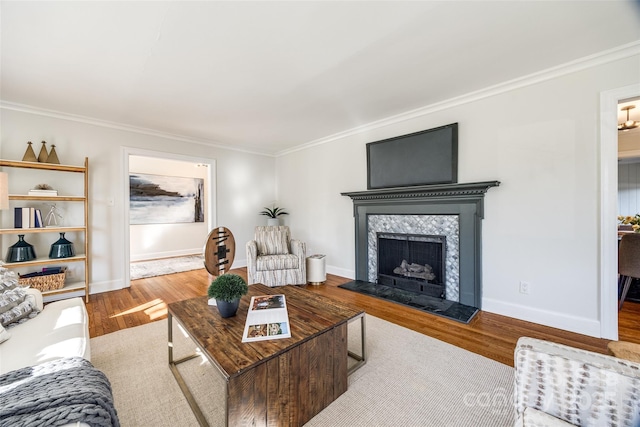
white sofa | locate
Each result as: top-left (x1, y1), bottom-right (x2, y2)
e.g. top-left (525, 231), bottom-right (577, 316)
top-left (0, 288), bottom-right (90, 375)
top-left (514, 337), bottom-right (640, 427)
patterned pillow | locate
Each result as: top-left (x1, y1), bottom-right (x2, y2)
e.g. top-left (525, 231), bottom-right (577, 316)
top-left (255, 227), bottom-right (290, 255)
top-left (0, 287), bottom-right (39, 327)
top-left (0, 268), bottom-right (18, 291)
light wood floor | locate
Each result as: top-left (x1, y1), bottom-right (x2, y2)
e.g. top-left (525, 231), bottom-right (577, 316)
top-left (85, 267), bottom-right (640, 367)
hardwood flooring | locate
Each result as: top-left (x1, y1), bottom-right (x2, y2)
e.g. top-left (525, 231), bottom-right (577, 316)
top-left (85, 267), bottom-right (640, 367)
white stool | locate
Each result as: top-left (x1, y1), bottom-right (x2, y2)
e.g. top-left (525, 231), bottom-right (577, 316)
top-left (306, 254), bottom-right (326, 285)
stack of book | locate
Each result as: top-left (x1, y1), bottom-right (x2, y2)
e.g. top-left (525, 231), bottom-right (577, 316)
top-left (14, 207), bottom-right (44, 228)
top-left (27, 189), bottom-right (58, 196)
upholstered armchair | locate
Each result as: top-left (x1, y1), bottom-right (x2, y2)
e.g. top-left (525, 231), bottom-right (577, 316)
top-left (246, 226), bottom-right (306, 287)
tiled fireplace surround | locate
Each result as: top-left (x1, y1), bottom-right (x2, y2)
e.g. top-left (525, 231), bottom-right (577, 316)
top-left (342, 181), bottom-right (499, 308)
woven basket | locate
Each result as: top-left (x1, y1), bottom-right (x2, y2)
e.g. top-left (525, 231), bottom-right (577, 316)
top-left (18, 272), bottom-right (65, 292)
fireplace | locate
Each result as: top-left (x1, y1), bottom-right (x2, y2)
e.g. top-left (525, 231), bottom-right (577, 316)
top-left (377, 233), bottom-right (446, 298)
top-left (341, 181), bottom-right (499, 320)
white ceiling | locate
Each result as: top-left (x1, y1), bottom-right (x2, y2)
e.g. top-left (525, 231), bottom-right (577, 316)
top-left (2, 1), bottom-right (640, 155)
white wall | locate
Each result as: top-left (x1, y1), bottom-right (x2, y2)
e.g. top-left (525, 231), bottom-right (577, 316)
top-left (277, 54), bottom-right (640, 337)
top-left (129, 155), bottom-right (210, 261)
top-left (1, 52), bottom-right (637, 338)
top-left (0, 108), bottom-right (276, 294)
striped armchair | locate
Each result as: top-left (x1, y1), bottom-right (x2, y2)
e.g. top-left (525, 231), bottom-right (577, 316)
top-left (246, 226), bottom-right (306, 287)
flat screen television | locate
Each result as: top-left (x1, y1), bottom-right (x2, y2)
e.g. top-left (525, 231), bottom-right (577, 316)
top-left (366, 123), bottom-right (458, 189)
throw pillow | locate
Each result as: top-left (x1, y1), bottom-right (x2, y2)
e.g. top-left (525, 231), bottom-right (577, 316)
top-left (256, 228), bottom-right (290, 255)
top-left (0, 287), bottom-right (39, 327)
top-left (0, 322), bottom-right (10, 344)
top-left (0, 268), bottom-right (18, 291)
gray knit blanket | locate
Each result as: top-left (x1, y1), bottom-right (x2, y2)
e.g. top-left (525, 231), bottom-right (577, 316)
top-left (0, 357), bottom-right (119, 427)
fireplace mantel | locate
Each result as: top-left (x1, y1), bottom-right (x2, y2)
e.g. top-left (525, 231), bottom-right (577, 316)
top-left (341, 181), bottom-right (500, 202)
top-left (342, 180), bottom-right (500, 308)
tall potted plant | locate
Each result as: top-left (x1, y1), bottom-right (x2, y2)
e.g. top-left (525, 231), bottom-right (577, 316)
top-left (207, 274), bottom-right (249, 318)
top-left (259, 205), bottom-right (288, 226)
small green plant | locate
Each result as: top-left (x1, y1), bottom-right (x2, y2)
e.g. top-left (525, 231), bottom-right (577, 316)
top-left (259, 206), bottom-right (288, 218)
top-left (207, 274), bottom-right (248, 302)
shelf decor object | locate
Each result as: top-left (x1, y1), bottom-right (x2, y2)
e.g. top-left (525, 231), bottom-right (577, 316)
top-left (46, 144), bottom-right (60, 164)
top-left (22, 142), bottom-right (37, 162)
top-left (18, 269), bottom-right (66, 292)
top-left (0, 157), bottom-right (90, 302)
top-left (5, 234), bottom-right (36, 262)
top-left (49, 232), bottom-right (75, 259)
top-left (37, 141), bottom-right (49, 163)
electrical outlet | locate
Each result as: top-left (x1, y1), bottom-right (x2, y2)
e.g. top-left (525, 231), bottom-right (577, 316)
top-left (519, 281), bottom-right (530, 295)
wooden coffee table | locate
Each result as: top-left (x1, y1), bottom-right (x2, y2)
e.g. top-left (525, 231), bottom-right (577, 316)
top-left (167, 284), bottom-right (366, 426)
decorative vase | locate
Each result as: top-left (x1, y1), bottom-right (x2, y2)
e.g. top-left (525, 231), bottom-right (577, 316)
top-left (216, 299), bottom-right (240, 318)
top-left (5, 235), bottom-right (36, 263)
top-left (37, 141), bottom-right (49, 163)
top-left (22, 141), bottom-right (37, 162)
top-left (49, 232), bottom-right (75, 259)
top-left (267, 218), bottom-right (280, 226)
top-left (46, 144), bottom-right (60, 164)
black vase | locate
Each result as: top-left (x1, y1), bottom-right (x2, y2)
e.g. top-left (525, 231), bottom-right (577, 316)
top-left (49, 232), bottom-right (75, 259)
top-left (216, 299), bottom-right (240, 318)
top-left (6, 235), bottom-right (36, 263)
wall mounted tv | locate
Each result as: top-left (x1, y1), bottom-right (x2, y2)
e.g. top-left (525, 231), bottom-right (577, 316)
top-left (366, 123), bottom-right (458, 190)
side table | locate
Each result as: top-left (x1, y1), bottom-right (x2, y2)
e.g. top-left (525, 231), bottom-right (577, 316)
top-left (307, 254), bottom-right (326, 285)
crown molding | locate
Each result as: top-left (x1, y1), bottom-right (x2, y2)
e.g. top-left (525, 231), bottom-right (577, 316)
top-left (278, 40), bottom-right (640, 157)
top-left (2, 40), bottom-right (638, 159)
top-left (0, 101), bottom-right (275, 158)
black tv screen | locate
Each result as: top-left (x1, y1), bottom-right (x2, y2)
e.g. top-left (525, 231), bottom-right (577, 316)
top-left (366, 123), bottom-right (458, 189)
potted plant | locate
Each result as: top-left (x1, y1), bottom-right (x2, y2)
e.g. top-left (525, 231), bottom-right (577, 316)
top-left (259, 205), bottom-right (288, 226)
top-left (207, 274), bottom-right (249, 318)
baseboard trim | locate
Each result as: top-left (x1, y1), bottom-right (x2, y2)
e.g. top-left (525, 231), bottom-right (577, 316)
top-left (90, 280), bottom-right (125, 295)
top-left (482, 297), bottom-right (601, 338)
top-left (130, 250), bottom-right (203, 263)
top-left (327, 265), bottom-right (354, 280)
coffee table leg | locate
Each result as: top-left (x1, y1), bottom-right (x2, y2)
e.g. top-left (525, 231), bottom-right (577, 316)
top-left (348, 313), bottom-right (366, 375)
top-left (168, 313), bottom-right (211, 426)
top-left (168, 313), bottom-right (174, 364)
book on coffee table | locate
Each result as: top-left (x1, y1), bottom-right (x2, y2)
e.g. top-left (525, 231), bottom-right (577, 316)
top-left (242, 294), bottom-right (291, 342)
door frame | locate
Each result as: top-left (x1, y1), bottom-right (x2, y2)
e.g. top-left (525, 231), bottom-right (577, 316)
top-left (600, 83), bottom-right (640, 339)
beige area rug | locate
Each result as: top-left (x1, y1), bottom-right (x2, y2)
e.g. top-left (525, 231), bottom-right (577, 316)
top-left (91, 315), bottom-right (516, 427)
top-left (130, 255), bottom-right (205, 280)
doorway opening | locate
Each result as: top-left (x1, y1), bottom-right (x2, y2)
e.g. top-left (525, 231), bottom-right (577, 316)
top-left (617, 96), bottom-right (640, 339)
top-left (123, 148), bottom-right (216, 286)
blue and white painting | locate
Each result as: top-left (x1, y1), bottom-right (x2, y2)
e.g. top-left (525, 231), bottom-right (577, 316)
top-left (130, 173), bottom-right (204, 225)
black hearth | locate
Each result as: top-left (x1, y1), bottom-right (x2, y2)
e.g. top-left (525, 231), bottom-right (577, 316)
top-left (377, 233), bottom-right (446, 299)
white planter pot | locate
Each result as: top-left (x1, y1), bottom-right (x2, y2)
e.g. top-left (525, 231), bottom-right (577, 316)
top-left (267, 218), bottom-right (280, 226)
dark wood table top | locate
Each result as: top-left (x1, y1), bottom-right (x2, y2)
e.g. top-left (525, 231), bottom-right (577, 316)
top-left (168, 283), bottom-right (364, 380)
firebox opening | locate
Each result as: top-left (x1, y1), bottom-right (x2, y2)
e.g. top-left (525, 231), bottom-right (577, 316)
top-left (377, 233), bottom-right (446, 299)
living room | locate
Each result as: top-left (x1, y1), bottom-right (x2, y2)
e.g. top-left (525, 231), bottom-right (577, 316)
top-left (1, 1), bottom-right (640, 425)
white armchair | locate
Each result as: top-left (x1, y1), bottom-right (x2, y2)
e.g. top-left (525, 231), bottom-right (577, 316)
top-left (514, 337), bottom-right (640, 427)
top-left (246, 226), bottom-right (306, 287)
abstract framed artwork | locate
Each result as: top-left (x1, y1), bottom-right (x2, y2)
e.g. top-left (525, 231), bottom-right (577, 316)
top-left (130, 173), bottom-right (204, 225)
